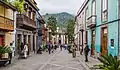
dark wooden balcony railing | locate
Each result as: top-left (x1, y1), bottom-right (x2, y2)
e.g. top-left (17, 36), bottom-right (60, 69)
top-left (17, 14), bottom-right (36, 28)
top-left (87, 15), bottom-right (96, 28)
top-left (0, 16), bottom-right (14, 31)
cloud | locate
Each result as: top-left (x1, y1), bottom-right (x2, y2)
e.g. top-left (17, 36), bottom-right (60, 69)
top-left (35, 0), bottom-right (85, 15)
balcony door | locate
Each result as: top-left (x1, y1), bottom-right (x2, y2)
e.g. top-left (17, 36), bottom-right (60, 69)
top-left (101, 27), bottom-right (108, 55)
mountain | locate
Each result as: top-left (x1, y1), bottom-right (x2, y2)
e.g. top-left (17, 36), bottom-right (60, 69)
top-left (43, 12), bottom-right (74, 28)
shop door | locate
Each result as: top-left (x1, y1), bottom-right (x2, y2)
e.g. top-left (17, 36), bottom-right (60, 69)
top-left (101, 27), bottom-right (108, 55)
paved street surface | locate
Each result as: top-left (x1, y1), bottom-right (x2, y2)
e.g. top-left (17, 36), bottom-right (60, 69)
top-left (0, 49), bottom-right (86, 70)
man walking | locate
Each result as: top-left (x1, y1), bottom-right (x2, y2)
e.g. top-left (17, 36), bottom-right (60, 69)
top-left (48, 41), bottom-right (52, 54)
top-left (84, 43), bottom-right (90, 62)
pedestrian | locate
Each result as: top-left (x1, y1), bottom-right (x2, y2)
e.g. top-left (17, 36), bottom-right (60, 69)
top-left (23, 44), bottom-right (28, 58)
top-left (71, 41), bottom-right (77, 58)
top-left (48, 41), bottom-right (52, 54)
top-left (9, 42), bottom-right (13, 64)
top-left (54, 44), bottom-right (57, 50)
top-left (65, 44), bottom-right (67, 50)
top-left (51, 44), bottom-right (54, 53)
top-left (37, 46), bottom-right (42, 54)
top-left (20, 42), bottom-right (24, 51)
top-left (60, 45), bottom-right (62, 51)
top-left (84, 43), bottom-right (90, 62)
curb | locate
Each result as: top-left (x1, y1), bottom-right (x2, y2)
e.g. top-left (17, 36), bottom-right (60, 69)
top-left (78, 58), bottom-right (90, 70)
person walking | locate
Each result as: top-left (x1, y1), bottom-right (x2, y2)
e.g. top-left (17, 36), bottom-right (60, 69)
top-left (60, 45), bottom-right (62, 51)
top-left (84, 43), bottom-right (90, 62)
top-left (23, 44), bottom-right (28, 58)
top-left (48, 41), bottom-right (52, 54)
top-left (71, 42), bottom-right (77, 58)
top-left (9, 42), bottom-right (13, 64)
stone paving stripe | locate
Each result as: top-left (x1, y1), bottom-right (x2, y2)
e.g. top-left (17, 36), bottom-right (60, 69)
top-left (38, 51), bottom-right (60, 70)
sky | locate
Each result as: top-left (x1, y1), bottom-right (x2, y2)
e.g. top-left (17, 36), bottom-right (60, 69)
top-left (35, 0), bottom-right (85, 15)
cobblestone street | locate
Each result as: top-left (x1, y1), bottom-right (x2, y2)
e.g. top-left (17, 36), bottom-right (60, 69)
top-left (0, 49), bottom-right (86, 70)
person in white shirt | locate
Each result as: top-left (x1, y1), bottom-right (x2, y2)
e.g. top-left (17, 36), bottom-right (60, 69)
top-left (23, 44), bottom-right (28, 58)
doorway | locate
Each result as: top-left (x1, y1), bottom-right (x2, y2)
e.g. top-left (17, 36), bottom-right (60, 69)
top-left (28, 35), bottom-right (31, 51)
top-left (91, 30), bottom-right (95, 55)
top-left (33, 35), bottom-right (35, 51)
top-left (0, 35), bottom-right (4, 46)
top-left (17, 34), bottom-right (21, 50)
top-left (24, 35), bottom-right (27, 45)
top-left (101, 27), bottom-right (108, 55)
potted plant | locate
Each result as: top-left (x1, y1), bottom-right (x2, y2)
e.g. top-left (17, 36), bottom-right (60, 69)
top-left (0, 45), bottom-right (11, 66)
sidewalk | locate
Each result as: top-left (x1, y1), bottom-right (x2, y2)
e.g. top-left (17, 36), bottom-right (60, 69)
top-left (76, 51), bottom-right (101, 70)
top-left (10, 52), bottom-right (35, 65)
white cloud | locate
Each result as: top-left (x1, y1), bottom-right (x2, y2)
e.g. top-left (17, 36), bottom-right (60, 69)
top-left (35, 0), bottom-right (85, 15)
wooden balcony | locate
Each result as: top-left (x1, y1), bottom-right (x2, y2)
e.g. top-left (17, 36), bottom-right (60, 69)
top-left (0, 16), bottom-right (14, 31)
top-left (17, 14), bottom-right (36, 29)
top-left (87, 15), bottom-right (96, 28)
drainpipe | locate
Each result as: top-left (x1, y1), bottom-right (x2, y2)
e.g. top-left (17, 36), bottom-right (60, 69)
top-left (118, 0), bottom-right (120, 56)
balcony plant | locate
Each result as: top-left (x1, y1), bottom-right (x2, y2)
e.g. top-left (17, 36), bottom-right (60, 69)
top-left (94, 54), bottom-right (120, 70)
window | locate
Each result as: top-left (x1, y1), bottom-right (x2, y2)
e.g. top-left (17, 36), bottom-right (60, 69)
top-left (85, 7), bottom-right (88, 22)
top-left (28, 11), bottom-right (31, 18)
top-left (92, 0), bottom-right (95, 15)
top-left (82, 12), bottom-right (84, 24)
top-left (102, 0), bottom-right (108, 22)
top-left (102, 0), bottom-right (107, 11)
top-left (32, 12), bottom-right (35, 21)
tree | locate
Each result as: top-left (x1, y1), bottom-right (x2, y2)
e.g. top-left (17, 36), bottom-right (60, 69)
top-left (47, 16), bottom-right (57, 35)
top-left (66, 19), bottom-right (75, 43)
top-left (12, 0), bottom-right (25, 13)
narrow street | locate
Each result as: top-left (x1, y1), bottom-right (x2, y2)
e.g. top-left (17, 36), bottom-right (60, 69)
top-left (0, 49), bottom-right (86, 70)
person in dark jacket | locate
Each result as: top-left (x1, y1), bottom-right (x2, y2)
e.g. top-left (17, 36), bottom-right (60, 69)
top-left (84, 43), bottom-right (90, 62)
top-left (60, 45), bottom-right (63, 51)
top-left (20, 42), bottom-right (24, 51)
top-left (9, 43), bottom-right (13, 64)
top-left (48, 41), bottom-right (52, 54)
